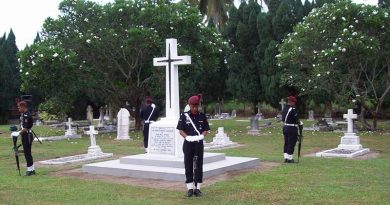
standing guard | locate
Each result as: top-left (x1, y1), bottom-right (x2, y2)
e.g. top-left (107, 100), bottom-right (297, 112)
top-left (140, 96), bottom-right (158, 153)
top-left (177, 95), bottom-right (210, 197)
top-left (282, 96), bottom-right (301, 163)
top-left (18, 101), bottom-right (36, 176)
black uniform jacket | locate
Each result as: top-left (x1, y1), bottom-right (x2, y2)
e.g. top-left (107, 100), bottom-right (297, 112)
top-left (177, 111), bottom-right (210, 136)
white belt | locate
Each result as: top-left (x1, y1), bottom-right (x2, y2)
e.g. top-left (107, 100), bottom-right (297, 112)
top-left (284, 123), bottom-right (298, 127)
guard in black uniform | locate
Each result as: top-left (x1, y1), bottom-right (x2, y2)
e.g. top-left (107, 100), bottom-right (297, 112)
top-left (177, 95), bottom-right (210, 197)
top-left (282, 96), bottom-right (300, 163)
top-left (18, 101), bottom-right (36, 176)
top-left (140, 96), bottom-right (158, 153)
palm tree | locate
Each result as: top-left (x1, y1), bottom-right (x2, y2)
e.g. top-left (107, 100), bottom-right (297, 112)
top-left (183, 0), bottom-right (234, 31)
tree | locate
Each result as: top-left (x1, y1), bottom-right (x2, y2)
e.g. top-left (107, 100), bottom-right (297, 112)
top-left (278, 1), bottom-right (390, 130)
top-left (0, 30), bottom-right (19, 123)
top-left (183, 0), bottom-right (234, 31)
top-left (223, 1), bottom-right (263, 112)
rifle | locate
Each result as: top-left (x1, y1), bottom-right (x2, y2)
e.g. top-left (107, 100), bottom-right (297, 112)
top-left (297, 123), bottom-right (304, 163)
top-left (10, 126), bottom-right (22, 176)
top-left (31, 130), bottom-right (42, 144)
top-left (193, 155), bottom-right (198, 189)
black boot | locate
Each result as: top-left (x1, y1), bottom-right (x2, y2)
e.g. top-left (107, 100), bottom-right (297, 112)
top-left (187, 189), bottom-right (194, 197)
top-left (23, 170), bottom-right (36, 176)
top-left (194, 189), bottom-right (203, 197)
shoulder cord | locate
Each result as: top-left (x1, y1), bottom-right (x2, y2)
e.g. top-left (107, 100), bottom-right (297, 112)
top-left (184, 113), bottom-right (201, 136)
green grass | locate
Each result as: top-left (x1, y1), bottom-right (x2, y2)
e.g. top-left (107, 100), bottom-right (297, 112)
top-left (0, 119), bottom-right (390, 204)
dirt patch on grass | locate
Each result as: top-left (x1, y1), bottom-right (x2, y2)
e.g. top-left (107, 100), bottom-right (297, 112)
top-left (49, 161), bottom-right (280, 191)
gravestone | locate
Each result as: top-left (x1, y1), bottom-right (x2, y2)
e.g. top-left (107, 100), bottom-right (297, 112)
top-left (39, 125), bottom-right (112, 165)
top-left (116, 108), bottom-right (130, 140)
top-left (104, 105), bottom-right (109, 121)
top-left (231, 109), bottom-right (237, 118)
top-left (65, 118), bottom-right (78, 138)
top-left (35, 111), bottom-right (42, 126)
top-left (83, 38), bottom-right (259, 181)
top-left (86, 105), bottom-right (93, 124)
top-left (214, 103), bottom-right (221, 117)
top-left (279, 98), bottom-right (286, 111)
top-left (248, 117), bottom-right (260, 135)
top-left (98, 106), bottom-right (105, 127)
top-left (205, 127), bottom-right (238, 150)
top-left (316, 109), bottom-right (370, 158)
top-left (308, 110), bottom-right (315, 121)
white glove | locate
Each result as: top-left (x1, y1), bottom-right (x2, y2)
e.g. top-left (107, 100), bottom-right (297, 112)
top-left (11, 131), bottom-right (20, 137)
top-left (194, 134), bottom-right (204, 141)
top-left (300, 121), bottom-right (304, 126)
top-left (185, 135), bottom-right (195, 142)
top-left (151, 103), bottom-right (156, 108)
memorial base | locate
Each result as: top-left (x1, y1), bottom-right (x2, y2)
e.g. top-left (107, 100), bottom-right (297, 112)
top-left (316, 148), bottom-right (370, 158)
top-left (39, 152), bottom-right (113, 165)
top-left (83, 152), bottom-right (259, 181)
top-left (147, 118), bottom-right (184, 158)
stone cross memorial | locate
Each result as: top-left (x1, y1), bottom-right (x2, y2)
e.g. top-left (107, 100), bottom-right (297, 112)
top-left (82, 39), bottom-right (259, 181)
top-left (86, 125), bottom-right (103, 155)
top-left (65, 117), bottom-right (77, 137)
top-left (148, 38), bottom-right (191, 157)
top-left (316, 109), bottom-right (369, 158)
top-left (117, 108), bottom-right (130, 140)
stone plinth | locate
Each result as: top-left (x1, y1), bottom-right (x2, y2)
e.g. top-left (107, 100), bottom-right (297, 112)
top-left (83, 152), bottom-right (259, 181)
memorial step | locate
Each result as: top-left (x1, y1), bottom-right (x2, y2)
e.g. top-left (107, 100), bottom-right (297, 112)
top-left (119, 152), bottom-right (226, 168)
top-left (83, 154), bottom-right (259, 181)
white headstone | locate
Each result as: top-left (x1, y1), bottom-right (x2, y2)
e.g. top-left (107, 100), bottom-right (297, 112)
top-left (212, 127), bottom-right (232, 144)
top-left (98, 106), bottom-right (105, 127)
top-left (308, 110), bottom-right (314, 121)
top-left (86, 125), bottom-right (103, 155)
top-left (343, 109), bottom-right (357, 133)
top-left (231, 109), bottom-right (237, 118)
top-left (65, 117), bottom-right (76, 137)
top-left (279, 99), bottom-right (286, 111)
top-left (149, 38), bottom-right (191, 157)
top-left (117, 108), bottom-right (130, 140)
top-left (86, 105), bottom-right (93, 124)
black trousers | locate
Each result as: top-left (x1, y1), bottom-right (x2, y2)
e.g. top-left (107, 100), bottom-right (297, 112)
top-left (183, 140), bottom-right (204, 184)
top-left (143, 123), bottom-right (150, 148)
top-left (283, 126), bottom-right (298, 155)
top-left (21, 133), bottom-right (34, 167)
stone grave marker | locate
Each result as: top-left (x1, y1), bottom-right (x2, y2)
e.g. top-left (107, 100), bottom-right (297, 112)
top-left (116, 108), bottom-right (130, 140)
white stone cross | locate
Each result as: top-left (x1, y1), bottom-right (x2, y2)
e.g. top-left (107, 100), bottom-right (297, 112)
top-left (279, 98), bottom-right (286, 111)
top-left (153, 38), bottom-right (191, 120)
top-left (343, 109), bottom-right (357, 133)
top-left (86, 125), bottom-right (98, 146)
top-left (66, 118), bottom-right (73, 131)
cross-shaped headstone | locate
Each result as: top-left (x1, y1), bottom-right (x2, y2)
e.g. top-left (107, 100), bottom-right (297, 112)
top-left (86, 125), bottom-right (98, 146)
top-left (343, 109), bottom-right (357, 133)
top-left (279, 98), bottom-right (287, 111)
top-left (66, 118), bottom-right (73, 131)
top-left (153, 38), bottom-right (191, 120)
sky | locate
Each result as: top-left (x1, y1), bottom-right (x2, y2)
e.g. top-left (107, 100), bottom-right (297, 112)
top-left (0, 0), bottom-right (378, 49)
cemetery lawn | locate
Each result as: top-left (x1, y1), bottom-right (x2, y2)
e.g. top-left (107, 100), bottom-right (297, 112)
top-left (0, 120), bottom-right (390, 205)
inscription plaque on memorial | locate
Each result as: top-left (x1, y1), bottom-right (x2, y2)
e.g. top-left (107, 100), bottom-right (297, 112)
top-left (148, 127), bottom-right (175, 155)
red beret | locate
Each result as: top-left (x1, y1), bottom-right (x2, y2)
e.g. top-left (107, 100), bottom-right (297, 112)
top-left (145, 96), bottom-right (153, 103)
top-left (188, 95), bottom-right (200, 105)
top-left (288, 96), bottom-right (297, 103)
top-left (18, 101), bottom-right (28, 107)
